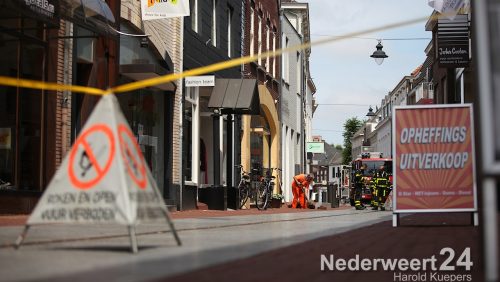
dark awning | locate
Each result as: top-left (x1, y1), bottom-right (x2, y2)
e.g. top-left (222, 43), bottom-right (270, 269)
top-left (208, 79), bottom-right (260, 115)
top-left (120, 63), bottom-right (175, 91)
top-left (60, 0), bottom-right (117, 36)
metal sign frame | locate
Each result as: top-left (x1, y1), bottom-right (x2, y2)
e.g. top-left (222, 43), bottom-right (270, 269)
top-left (392, 104), bottom-right (478, 222)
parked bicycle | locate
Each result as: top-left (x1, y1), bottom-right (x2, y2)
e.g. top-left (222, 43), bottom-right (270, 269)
top-left (255, 167), bottom-right (281, 210)
top-left (235, 165), bottom-right (251, 209)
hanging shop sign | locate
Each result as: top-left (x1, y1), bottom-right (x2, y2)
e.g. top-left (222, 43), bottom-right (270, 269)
top-left (185, 76), bottom-right (215, 87)
top-left (306, 142), bottom-right (325, 154)
top-left (437, 14), bottom-right (470, 68)
top-left (141, 0), bottom-right (190, 21)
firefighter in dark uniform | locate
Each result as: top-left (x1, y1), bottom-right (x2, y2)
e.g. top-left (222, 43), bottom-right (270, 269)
top-left (372, 165), bottom-right (389, 211)
top-left (353, 164), bottom-right (366, 210)
top-left (370, 172), bottom-right (377, 208)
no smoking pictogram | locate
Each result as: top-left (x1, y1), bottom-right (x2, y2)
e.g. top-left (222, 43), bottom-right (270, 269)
top-left (69, 124), bottom-right (116, 190)
top-left (118, 124), bottom-right (147, 189)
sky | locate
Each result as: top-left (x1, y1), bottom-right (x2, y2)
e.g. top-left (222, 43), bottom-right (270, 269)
top-left (308, 0), bottom-right (434, 147)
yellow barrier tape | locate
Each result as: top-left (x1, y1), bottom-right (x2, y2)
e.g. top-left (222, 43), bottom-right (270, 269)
top-left (0, 76), bottom-right (108, 96)
top-left (0, 15), bottom-right (430, 95)
top-left (111, 16), bottom-right (428, 93)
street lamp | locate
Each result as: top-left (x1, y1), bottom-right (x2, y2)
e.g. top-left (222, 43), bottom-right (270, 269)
top-left (370, 40), bottom-right (388, 65)
top-left (366, 106), bottom-right (376, 117)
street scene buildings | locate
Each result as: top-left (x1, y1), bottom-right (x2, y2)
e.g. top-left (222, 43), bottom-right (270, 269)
top-left (0, 0), bottom-right (499, 281)
top-left (0, 0), bottom-right (317, 213)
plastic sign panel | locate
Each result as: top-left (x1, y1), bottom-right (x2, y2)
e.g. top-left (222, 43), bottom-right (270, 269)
top-left (185, 76), bottom-right (215, 87)
top-left (27, 95), bottom-right (170, 225)
top-left (141, 0), bottom-right (190, 21)
top-left (393, 104), bottom-right (477, 212)
top-left (306, 142), bottom-right (325, 153)
top-left (428, 0), bottom-right (466, 20)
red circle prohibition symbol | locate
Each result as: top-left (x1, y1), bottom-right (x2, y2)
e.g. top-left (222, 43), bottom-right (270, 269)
top-left (118, 124), bottom-right (147, 189)
top-left (68, 124), bottom-right (115, 190)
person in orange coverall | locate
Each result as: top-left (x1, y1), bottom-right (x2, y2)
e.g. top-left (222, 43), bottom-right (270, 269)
top-left (291, 174), bottom-right (314, 209)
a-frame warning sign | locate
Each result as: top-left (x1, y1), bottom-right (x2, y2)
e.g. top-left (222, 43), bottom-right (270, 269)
top-left (15, 94), bottom-right (181, 253)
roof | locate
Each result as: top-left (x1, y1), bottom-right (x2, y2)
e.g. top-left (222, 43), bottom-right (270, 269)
top-left (312, 143), bottom-right (343, 166)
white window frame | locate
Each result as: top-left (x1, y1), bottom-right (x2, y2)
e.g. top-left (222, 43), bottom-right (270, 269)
top-left (212, 0), bottom-right (217, 47)
top-left (185, 87), bottom-right (200, 185)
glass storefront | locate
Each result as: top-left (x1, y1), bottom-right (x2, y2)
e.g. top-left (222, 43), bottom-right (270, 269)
top-left (117, 86), bottom-right (166, 192)
top-left (118, 22), bottom-right (172, 196)
top-left (0, 15), bottom-right (47, 191)
top-left (250, 116), bottom-right (271, 173)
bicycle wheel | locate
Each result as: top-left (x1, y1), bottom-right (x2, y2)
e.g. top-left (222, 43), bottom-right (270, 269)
top-left (255, 182), bottom-right (269, 210)
top-left (239, 182), bottom-right (250, 209)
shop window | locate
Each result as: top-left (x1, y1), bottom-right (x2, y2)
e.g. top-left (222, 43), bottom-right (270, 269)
top-left (250, 116), bottom-right (271, 174)
top-left (117, 87), bottom-right (166, 191)
top-left (0, 34), bottom-right (18, 188)
top-left (183, 103), bottom-right (193, 181)
top-left (119, 24), bottom-right (157, 65)
top-left (19, 44), bottom-right (44, 190)
top-left (0, 29), bottom-right (45, 190)
top-left (283, 36), bottom-right (289, 82)
top-left (183, 87), bottom-right (199, 183)
top-left (75, 27), bottom-right (95, 63)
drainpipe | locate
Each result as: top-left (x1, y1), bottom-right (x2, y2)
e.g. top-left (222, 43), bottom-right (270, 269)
top-left (279, 5), bottom-right (283, 191)
top-left (301, 49), bottom-right (306, 173)
top-left (179, 16), bottom-right (185, 211)
top-left (226, 114), bottom-right (233, 200)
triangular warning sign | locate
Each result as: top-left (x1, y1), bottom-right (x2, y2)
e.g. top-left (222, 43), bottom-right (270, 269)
top-left (17, 94), bottom-right (180, 252)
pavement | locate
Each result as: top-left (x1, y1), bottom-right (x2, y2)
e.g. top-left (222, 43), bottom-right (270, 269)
top-left (0, 204), bottom-right (495, 282)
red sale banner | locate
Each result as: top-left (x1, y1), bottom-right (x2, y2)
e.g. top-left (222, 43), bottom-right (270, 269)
top-left (393, 105), bottom-right (477, 212)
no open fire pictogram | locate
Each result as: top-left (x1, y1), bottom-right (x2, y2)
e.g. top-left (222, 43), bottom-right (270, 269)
top-left (68, 124), bottom-right (116, 190)
top-left (118, 124), bottom-right (148, 189)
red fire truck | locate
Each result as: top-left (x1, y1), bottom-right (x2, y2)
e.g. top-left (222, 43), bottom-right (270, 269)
top-left (349, 152), bottom-right (393, 206)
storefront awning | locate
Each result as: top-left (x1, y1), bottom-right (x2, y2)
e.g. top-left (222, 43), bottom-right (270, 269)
top-left (60, 0), bottom-right (117, 35)
top-left (208, 79), bottom-right (260, 115)
top-left (120, 63), bottom-right (176, 91)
